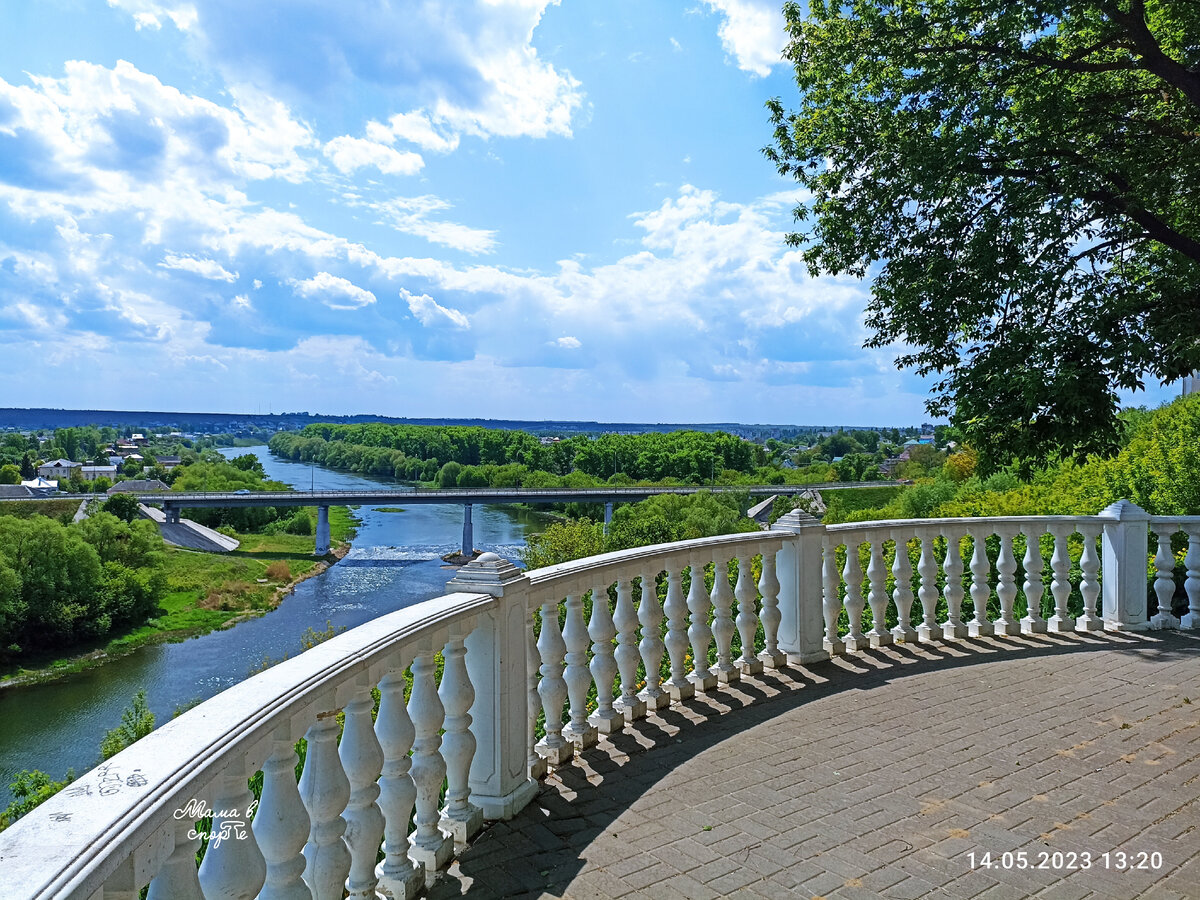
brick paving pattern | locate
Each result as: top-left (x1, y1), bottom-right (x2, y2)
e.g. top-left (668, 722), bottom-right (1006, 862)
top-left (428, 631), bottom-right (1200, 899)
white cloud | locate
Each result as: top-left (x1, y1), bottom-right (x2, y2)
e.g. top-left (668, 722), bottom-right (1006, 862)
top-left (289, 272), bottom-right (377, 310)
top-left (670, 37), bottom-right (683, 52)
top-left (107, 0), bottom-right (197, 32)
top-left (403, 288), bottom-right (470, 329)
top-left (159, 253), bottom-right (237, 282)
top-left (369, 196), bottom-right (497, 254)
top-left (377, 111), bottom-right (460, 154)
top-left (324, 136), bottom-right (424, 176)
top-left (552, 336), bottom-right (581, 349)
top-left (702, 0), bottom-right (784, 77)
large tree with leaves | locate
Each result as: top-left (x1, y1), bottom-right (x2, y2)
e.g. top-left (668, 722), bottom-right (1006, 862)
top-left (766, 0), bottom-right (1200, 472)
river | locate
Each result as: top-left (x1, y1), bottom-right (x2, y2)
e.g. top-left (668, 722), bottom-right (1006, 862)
top-left (0, 446), bottom-right (548, 804)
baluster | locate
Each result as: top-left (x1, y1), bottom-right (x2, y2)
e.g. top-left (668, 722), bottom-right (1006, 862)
top-left (527, 616), bottom-right (549, 778)
top-left (562, 592), bottom-right (598, 745)
top-left (299, 709), bottom-right (351, 900)
top-left (1183, 526), bottom-right (1200, 630)
top-left (864, 538), bottom-right (891, 646)
top-left (439, 635), bottom-right (483, 842)
top-left (636, 569), bottom-right (669, 709)
top-left (253, 735), bottom-right (310, 900)
top-left (197, 755), bottom-right (266, 899)
top-left (375, 667), bottom-right (424, 900)
top-left (1076, 524), bottom-right (1103, 631)
top-left (1149, 526), bottom-right (1181, 630)
top-left (339, 685), bottom-right (385, 900)
top-left (687, 555), bottom-right (717, 688)
top-left (822, 540), bottom-right (846, 653)
top-left (1021, 528), bottom-right (1048, 634)
top-left (535, 599), bottom-right (572, 764)
top-left (890, 533), bottom-right (917, 642)
top-left (941, 529), bottom-right (967, 639)
top-left (663, 562), bottom-right (694, 700)
top-left (843, 539), bottom-right (868, 651)
top-left (967, 529), bottom-right (994, 637)
top-left (710, 555), bottom-right (738, 682)
top-left (146, 819), bottom-right (204, 900)
top-left (916, 534), bottom-right (941, 641)
top-left (993, 528), bottom-right (1019, 635)
top-left (758, 550), bottom-right (785, 666)
top-left (588, 581), bottom-right (623, 732)
top-left (613, 578), bottom-right (647, 719)
top-left (408, 650), bottom-right (452, 873)
top-left (734, 553), bottom-right (764, 673)
top-left (1047, 527), bottom-right (1076, 632)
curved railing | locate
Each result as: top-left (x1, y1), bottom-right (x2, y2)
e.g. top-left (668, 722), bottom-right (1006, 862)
top-left (1, 501), bottom-right (1196, 898)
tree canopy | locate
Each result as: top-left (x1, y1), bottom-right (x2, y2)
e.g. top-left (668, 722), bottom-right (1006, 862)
top-left (766, 0), bottom-right (1200, 472)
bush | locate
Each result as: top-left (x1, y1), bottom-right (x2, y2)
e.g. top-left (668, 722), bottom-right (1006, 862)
top-left (265, 560), bottom-right (291, 581)
top-left (284, 511), bottom-right (312, 535)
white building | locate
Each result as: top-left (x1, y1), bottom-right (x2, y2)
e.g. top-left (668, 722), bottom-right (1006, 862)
top-left (37, 459), bottom-right (81, 481)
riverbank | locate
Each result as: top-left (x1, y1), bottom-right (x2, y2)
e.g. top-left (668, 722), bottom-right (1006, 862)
top-left (0, 505), bottom-right (357, 689)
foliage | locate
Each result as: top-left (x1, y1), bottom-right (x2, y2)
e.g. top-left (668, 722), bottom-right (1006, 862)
top-left (767, 0), bottom-right (1200, 472)
top-left (99, 689), bottom-right (155, 760)
top-left (0, 770), bottom-right (74, 831)
top-left (102, 493), bottom-right (141, 523)
top-left (170, 458), bottom-right (290, 532)
top-left (0, 464), bottom-right (19, 484)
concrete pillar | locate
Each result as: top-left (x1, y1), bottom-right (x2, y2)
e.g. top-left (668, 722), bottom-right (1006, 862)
top-left (1100, 500), bottom-right (1151, 631)
top-left (164, 504), bottom-right (180, 525)
top-left (446, 553), bottom-right (538, 820)
top-left (770, 509), bottom-right (829, 664)
top-left (462, 503), bottom-right (474, 556)
top-left (315, 505), bottom-right (330, 555)
top-left (603, 501), bottom-right (613, 536)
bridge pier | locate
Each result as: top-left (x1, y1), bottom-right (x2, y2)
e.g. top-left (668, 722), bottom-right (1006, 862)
top-left (462, 503), bottom-right (474, 556)
top-left (315, 505), bottom-right (330, 555)
top-left (163, 505), bottom-right (180, 525)
top-left (604, 501), bottom-right (613, 536)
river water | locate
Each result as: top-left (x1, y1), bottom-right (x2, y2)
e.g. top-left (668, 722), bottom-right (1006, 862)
top-left (0, 446), bottom-right (547, 803)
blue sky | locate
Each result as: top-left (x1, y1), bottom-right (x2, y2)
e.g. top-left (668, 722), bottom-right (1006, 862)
top-left (0, 1), bottom-right (1178, 425)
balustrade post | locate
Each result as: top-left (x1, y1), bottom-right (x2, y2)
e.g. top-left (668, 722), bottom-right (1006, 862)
top-left (1047, 527), bottom-right (1076, 632)
top-left (1150, 525), bottom-right (1181, 630)
top-left (916, 534), bottom-right (942, 642)
top-left (298, 707), bottom-right (352, 900)
top-left (613, 577), bottom-right (648, 719)
top-left (709, 556), bottom-right (738, 682)
top-left (145, 820), bottom-right (204, 900)
top-left (734, 553), bottom-right (764, 674)
top-left (757, 548), bottom-right (786, 666)
top-left (993, 528), bottom-right (1020, 636)
top-left (253, 733), bottom-right (311, 900)
top-left (686, 554), bottom-right (718, 689)
top-left (408, 647), bottom-right (453, 874)
top-left (941, 529), bottom-right (967, 639)
top-left (340, 683), bottom-right (385, 900)
top-left (663, 562), bottom-right (695, 701)
top-left (822, 539), bottom-right (846, 654)
top-left (843, 538), bottom-right (869, 651)
top-left (446, 554), bottom-right (539, 819)
top-left (1100, 501), bottom-right (1153, 631)
top-left (1183, 525), bottom-right (1200, 630)
top-left (375, 664), bottom-right (424, 900)
top-left (890, 532), bottom-right (918, 643)
top-left (864, 537), bottom-right (892, 646)
top-left (589, 580), bottom-right (624, 731)
top-left (527, 618), bottom-right (548, 780)
top-left (636, 568), bottom-right (669, 709)
top-left (562, 592), bottom-right (598, 746)
top-left (439, 631), bottom-right (483, 843)
top-left (1021, 527), bottom-right (1048, 634)
top-left (1076, 524), bottom-right (1103, 631)
top-left (967, 529), bottom-right (994, 638)
top-left (771, 510), bottom-right (828, 663)
top-left (197, 754), bottom-right (267, 900)
top-left (535, 597), bottom-right (572, 764)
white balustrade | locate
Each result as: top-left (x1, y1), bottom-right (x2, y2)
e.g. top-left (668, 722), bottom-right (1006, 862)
top-left (735, 553), bottom-right (765, 673)
top-left (865, 538), bottom-right (892, 646)
top-left (341, 685), bottom-right (385, 900)
top-left (1150, 526), bottom-right (1181, 630)
top-left (1021, 528), bottom-right (1047, 634)
top-left (255, 735), bottom-right (311, 900)
top-left (145, 819), bottom-right (204, 900)
top-left (637, 568), bottom-right (669, 709)
top-left (1077, 524), bottom-right (1103, 631)
top-left (993, 529), bottom-right (1019, 635)
top-left (562, 592), bottom-right (598, 746)
top-left (663, 562), bottom-right (694, 700)
top-left (613, 578), bottom-right (648, 719)
top-left (843, 538), bottom-right (868, 651)
top-left (941, 528), bottom-right (968, 639)
top-left (1048, 528), bottom-right (1076, 632)
top-left (710, 555), bottom-right (738, 682)
top-left (687, 554), bottom-right (717, 689)
top-left (439, 635), bottom-right (483, 843)
top-left (967, 529), bottom-right (994, 638)
top-left (588, 580), bottom-right (623, 733)
top-left (375, 666), bottom-right (424, 900)
top-left (197, 755), bottom-right (266, 900)
top-left (890, 533), bottom-right (917, 643)
top-left (408, 650), bottom-right (453, 873)
top-left (299, 709), bottom-right (352, 900)
top-left (915, 533), bottom-right (941, 642)
top-left (536, 599), bottom-right (572, 764)
top-left (758, 550), bottom-right (785, 666)
top-left (527, 617), bottom-right (550, 779)
top-left (1184, 526), bottom-right (1200, 629)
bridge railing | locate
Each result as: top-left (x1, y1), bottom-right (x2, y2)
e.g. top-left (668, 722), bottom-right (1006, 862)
top-left (0, 500), bottom-right (1192, 898)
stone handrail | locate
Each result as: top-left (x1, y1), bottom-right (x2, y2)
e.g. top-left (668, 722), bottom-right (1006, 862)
top-left (1, 501), bottom-right (1195, 898)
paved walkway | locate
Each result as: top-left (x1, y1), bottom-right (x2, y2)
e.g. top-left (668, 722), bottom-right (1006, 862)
top-left (429, 631), bottom-right (1200, 900)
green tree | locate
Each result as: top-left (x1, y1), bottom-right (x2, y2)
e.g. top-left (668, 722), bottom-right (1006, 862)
top-left (0, 464), bottom-right (19, 484)
top-left (102, 493), bottom-right (141, 523)
top-left (100, 689), bottom-right (156, 760)
top-left (767, 1), bottom-right (1200, 473)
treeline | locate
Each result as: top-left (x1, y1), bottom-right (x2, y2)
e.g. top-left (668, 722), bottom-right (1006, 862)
top-left (0, 510), bottom-right (167, 659)
top-left (269, 425), bottom-right (772, 486)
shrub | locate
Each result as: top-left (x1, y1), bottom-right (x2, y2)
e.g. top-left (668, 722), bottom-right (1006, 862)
top-left (265, 560), bottom-right (290, 581)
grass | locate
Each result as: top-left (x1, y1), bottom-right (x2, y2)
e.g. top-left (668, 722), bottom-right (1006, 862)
top-left (822, 485), bottom-right (906, 513)
top-left (0, 499), bottom-right (86, 522)
top-left (0, 505), bottom-right (358, 685)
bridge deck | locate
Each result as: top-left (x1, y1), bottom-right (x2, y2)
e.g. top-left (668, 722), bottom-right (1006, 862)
top-left (429, 631), bottom-right (1200, 899)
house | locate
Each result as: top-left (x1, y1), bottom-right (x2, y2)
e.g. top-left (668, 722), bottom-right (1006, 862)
top-left (130, 433), bottom-right (147, 444)
top-left (38, 459), bottom-right (81, 481)
top-left (107, 479), bottom-right (170, 494)
top-left (20, 477), bottom-right (57, 495)
top-left (918, 433), bottom-right (935, 444)
top-left (156, 456), bottom-right (182, 470)
top-left (0, 484), bottom-right (33, 499)
top-left (80, 465), bottom-right (118, 482)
